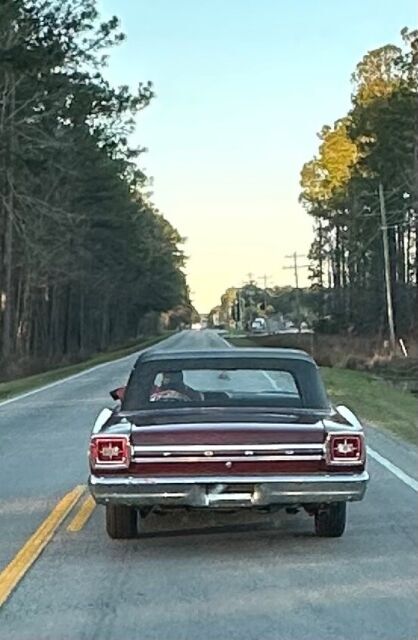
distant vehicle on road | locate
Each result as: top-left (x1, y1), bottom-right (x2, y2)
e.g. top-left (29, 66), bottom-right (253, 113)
top-left (191, 322), bottom-right (202, 330)
top-left (89, 348), bottom-right (369, 539)
top-left (250, 317), bottom-right (267, 333)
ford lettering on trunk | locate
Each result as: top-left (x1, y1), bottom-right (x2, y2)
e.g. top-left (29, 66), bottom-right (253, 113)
top-left (88, 347), bottom-right (369, 539)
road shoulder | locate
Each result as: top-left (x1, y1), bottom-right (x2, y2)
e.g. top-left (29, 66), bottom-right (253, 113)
top-left (366, 423), bottom-right (418, 483)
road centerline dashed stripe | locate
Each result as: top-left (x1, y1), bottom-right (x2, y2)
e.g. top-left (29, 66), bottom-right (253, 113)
top-left (367, 446), bottom-right (418, 492)
top-left (0, 485), bottom-right (85, 608)
top-left (67, 495), bottom-right (96, 532)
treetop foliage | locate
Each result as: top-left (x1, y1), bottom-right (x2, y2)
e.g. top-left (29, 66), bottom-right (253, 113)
top-left (0, 0), bottom-right (191, 375)
top-left (299, 28), bottom-right (417, 335)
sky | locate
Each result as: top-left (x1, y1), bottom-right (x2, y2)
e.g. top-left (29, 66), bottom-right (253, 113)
top-left (100, 0), bottom-right (416, 312)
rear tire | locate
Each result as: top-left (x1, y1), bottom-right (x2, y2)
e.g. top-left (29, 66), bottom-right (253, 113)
top-left (314, 502), bottom-right (346, 537)
top-left (106, 504), bottom-right (138, 539)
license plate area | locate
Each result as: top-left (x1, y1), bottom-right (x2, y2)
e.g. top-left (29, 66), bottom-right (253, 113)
top-left (222, 483), bottom-right (255, 493)
top-left (204, 483), bottom-right (256, 506)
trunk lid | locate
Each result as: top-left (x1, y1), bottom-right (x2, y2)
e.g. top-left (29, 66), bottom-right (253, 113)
top-left (124, 407), bottom-right (327, 476)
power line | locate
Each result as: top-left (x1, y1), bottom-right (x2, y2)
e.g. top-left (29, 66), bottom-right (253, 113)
top-left (257, 274), bottom-right (272, 309)
top-left (283, 252), bottom-right (310, 325)
top-left (322, 206), bottom-right (408, 267)
top-left (258, 273), bottom-right (272, 289)
top-left (283, 253), bottom-right (309, 289)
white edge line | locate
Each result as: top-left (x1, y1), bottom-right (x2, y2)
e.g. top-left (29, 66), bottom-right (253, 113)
top-left (196, 336), bottom-right (418, 494)
top-left (0, 351), bottom-right (143, 409)
top-left (0, 331), bottom-right (223, 409)
top-left (225, 332), bottom-right (418, 494)
top-left (225, 336), bottom-right (418, 493)
top-left (0, 332), bottom-right (187, 409)
top-left (4, 332), bottom-right (417, 495)
top-left (367, 446), bottom-right (418, 492)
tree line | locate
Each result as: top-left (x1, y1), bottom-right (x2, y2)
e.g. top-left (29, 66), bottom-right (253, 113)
top-left (300, 28), bottom-right (417, 336)
top-left (208, 283), bottom-right (310, 330)
top-left (0, 0), bottom-right (191, 377)
top-left (211, 30), bottom-right (417, 340)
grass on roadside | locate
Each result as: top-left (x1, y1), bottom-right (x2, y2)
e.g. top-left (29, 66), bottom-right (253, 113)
top-left (321, 367), bottom-right (417, 443)
top-left (0, 334), bottom-right (168, 403)
top-left (228, 336), bottom-right (417, 443)
top-left (227, 336), bottom-right (258, 347)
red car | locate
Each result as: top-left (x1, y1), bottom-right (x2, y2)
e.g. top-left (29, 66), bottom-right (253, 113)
top-left (88, 348), bottom-right (369, 539)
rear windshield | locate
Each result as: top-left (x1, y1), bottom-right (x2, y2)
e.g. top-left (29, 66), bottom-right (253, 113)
top-left (123, 357), bottom-right (329, 411)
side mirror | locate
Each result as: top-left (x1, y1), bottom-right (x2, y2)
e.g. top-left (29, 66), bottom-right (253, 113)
top-left (110, 386), bottom-right (126, 402)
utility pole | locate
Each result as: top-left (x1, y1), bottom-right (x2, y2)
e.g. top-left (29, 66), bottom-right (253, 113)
top-left (258, 274), bottom-right (271, 311)
top-left (379, 182), bottom-right (396, 352)
top-left (283, 252), bottom-right (309, 329)
top-left (232, 288), bottom-right (245, 331)
top-left (237, 289), bottom-right (245, 331)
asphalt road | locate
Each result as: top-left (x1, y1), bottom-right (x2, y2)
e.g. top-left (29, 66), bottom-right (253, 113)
top-left (0, 330), bottom-right (417, 640)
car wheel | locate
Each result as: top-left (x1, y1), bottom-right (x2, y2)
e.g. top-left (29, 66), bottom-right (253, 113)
top-left (105, 504), bottom-right (138, 539)
top-left (314, 502), bottom-right (346, 537)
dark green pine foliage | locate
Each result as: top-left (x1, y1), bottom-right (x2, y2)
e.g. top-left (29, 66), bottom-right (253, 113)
top-left (0, 0), bottom-right (191, 374)
top-left (300, 30), bottom-right (417, 336)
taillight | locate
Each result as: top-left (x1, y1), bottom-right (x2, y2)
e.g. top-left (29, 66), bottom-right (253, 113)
top-left (90, 435), bottom-right (131, 469)
top-left (326, 433), bottom-right (364, 465)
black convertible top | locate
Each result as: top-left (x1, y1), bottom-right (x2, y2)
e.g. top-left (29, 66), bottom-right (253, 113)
top-left (124, 346), bottom-right (328, 411)
top-left (138, 347), bottom-right (315, 365)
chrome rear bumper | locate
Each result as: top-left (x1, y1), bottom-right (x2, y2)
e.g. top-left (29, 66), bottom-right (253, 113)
top-left (89, 471), bottom-right (369, 508)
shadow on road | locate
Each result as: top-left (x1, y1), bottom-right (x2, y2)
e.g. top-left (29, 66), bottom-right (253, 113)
top-left (132, 511), bottom-right (316, 541)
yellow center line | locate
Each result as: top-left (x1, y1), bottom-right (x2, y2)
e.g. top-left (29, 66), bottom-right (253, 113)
top-left (0, 484), bottom-right (85, 608)
top-left (67, 495), bottom-right (96, 532)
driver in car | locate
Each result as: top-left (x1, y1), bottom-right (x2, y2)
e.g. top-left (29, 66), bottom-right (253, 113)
top-left (150, 371), bottom-right (203, 402)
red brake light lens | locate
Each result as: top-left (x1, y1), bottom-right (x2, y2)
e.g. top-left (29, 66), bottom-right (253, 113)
top-left (327, 434), bottom-right (364, 464)
top-left (90, 436), bottom-right (131, 468)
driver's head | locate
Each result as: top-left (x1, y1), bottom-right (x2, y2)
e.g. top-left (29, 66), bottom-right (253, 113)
top-left (161, 371), bottom-right (184, 389)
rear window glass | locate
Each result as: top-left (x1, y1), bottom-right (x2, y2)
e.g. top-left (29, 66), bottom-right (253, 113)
top-left (123, 357), bottom-right (329, 411)
top-left (149, 368), bottom-right (299, 404)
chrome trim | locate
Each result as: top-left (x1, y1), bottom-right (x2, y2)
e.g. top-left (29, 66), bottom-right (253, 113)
top-left (90, 435), bottom-right (132, 470)
top-left (325, 432), bottom-right (366, 466)
top-left (131, 455), bottom-right (322, 463)
top-left (89, 471), bottom-right (369, 485)
top-left (93, 462), bottom-right (132, 470)
top-left (207, 492), bottom-right (253, 504)
top-left (92, 408), bottom-right (112, 434)
top-left (335, 405), bottom-right (363, 429)
top-left (133, 443), bottom-right (324, 453)
top-left (89, 471), bottom-right (369, 507)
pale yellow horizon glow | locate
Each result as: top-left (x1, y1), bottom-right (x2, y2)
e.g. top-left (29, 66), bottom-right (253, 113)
top-left (99, 0), bottom-right (415, 316)
top-left (188, 219), bottom-right (313, 314)
top-left (150, 168), bottom-right (313, 313)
